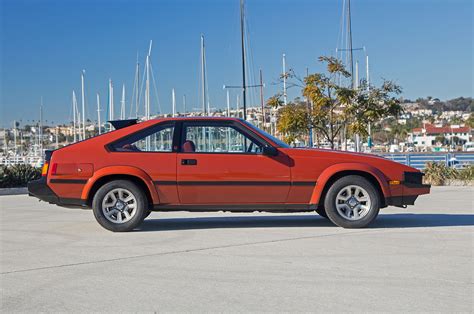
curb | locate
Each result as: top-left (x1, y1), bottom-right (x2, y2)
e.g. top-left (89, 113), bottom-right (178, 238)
top-left (0, 187), bottom-right (28, 196)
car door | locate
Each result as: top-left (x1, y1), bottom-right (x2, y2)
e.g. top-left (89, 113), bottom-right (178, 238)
top-left (176, 120), bottom-right (291, 204)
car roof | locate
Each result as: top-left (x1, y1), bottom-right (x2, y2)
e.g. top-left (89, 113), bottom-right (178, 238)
top-left (150, 116), bottom-right (244, 122)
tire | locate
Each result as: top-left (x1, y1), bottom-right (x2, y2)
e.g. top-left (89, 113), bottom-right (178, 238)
top-left (145, 210), bottom-right (152, 219)
top-left (324, 175), bottom-right (380, 228)
top-left (92, 180), bottom-right (148, 232)
top-left (316, 206), bottom-right (328, 219)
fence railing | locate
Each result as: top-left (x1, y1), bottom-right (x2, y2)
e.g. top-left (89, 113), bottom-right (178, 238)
top-left (1, 156), bottom-right (43, 167)
top-left (379, 152), bottom-right (474, 170)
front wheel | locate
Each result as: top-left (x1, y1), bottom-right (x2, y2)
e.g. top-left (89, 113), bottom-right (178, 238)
top-left (92, 180), bottom-right (148, 232)
top-left (324, 175), bottom-right (380, 228)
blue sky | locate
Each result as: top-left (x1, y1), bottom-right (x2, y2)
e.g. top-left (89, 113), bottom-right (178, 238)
top-left (0, 0), bottom-right (472, 127)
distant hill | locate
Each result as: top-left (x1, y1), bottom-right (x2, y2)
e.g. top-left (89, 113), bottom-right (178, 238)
top-left (407, 97), bottom-right (473, 113)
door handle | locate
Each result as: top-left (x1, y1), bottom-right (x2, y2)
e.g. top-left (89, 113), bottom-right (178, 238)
top-left (181, 159), bottom-right (197, 166)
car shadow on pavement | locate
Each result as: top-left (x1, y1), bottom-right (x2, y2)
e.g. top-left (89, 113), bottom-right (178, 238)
top-left (373, 213), bottom-right (474, 228)
top-left (137, 213), bottom-right (474, 232)
top-left (138, 215), bottom-right (333, 231)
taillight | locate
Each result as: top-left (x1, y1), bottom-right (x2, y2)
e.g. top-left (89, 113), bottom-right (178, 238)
top-left (41, 162), bottom-right (49, 176)
top-left (42, 150), bottom-right (54, 177)
top-left (50, 163), bottom-right (57, 175)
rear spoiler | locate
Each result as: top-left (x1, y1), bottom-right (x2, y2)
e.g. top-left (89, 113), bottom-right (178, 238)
top-left (108, 119), bottom-right (138, 130)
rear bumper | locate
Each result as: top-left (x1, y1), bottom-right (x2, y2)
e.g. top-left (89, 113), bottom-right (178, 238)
top-left (28, 177), bottom-right (59, 203)
top-left (28, 178), bottom-right (87, 208)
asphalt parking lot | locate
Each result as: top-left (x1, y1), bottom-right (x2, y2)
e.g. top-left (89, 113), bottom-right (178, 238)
top-left (1, 186), bottom-right (473, 312)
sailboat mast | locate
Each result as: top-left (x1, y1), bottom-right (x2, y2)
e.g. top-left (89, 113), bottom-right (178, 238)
top-left (226, 90), bottom-right (230, 117)
top-left (81, 70), bottom-right (86, 140)
top-left (347, 0), bottom-right (354, 88)
top-left (13, 120), bottom-right (17, 155)
top-left (120, 84), bottom-right (125, 120)
top-left (240, 0), bottom-right (247, 120)
top-left (108, 79), bottom-right (114, 121)
top-left (260, 69), bottom-right (264, 128)
top-left (39, 99), bottom-right (43, 155)
top-left (97, 93), bottom-right (101, 135)
top-left (172, 88), bottom-right (176, 117)
top-left (135, 55), bottom-right (140, 118)
top-left (145, 40), bottom-right (152, 120)
top-left (72, 90), bottom-right (77, 142)
top-left (183, 94), bottom-right (186, 116)
top-left (200, 34), bottom-right (207, 115)
top-left (282, 54), bottom-right (287, 105)
top-left (236, 94), bottom-right (240, 118)
top-left (355, 61), bottom-right (359, 89)
top-left (366, 55), bottom-right (370, 91)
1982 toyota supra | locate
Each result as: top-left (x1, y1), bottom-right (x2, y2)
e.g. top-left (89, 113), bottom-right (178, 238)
top-left (28, 117), bottom-right (430, 232)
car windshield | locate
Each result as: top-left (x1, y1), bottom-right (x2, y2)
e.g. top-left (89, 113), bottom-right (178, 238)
top-left (242, 120), bottom-right (290, 148)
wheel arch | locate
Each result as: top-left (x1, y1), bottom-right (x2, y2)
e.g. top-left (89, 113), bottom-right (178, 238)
top-left (82, 166), bottom-right (159, 207)
top-left (310, 163), bottom-right (390, 208)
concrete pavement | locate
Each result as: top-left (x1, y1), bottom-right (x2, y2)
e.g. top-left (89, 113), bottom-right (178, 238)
top-left (1, 186), bottom-right (473, 312)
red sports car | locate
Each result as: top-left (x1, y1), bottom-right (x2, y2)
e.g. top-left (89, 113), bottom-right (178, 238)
top-left (28, 117), bottom-right (430, 232)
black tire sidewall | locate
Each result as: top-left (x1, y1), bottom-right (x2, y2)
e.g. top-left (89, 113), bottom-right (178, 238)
top-left (324, 175), bottom-right (380, 228)
top-left (92, 180), bottom-right (147, 232)
top-left (316, 206), bottom-right (328, 219)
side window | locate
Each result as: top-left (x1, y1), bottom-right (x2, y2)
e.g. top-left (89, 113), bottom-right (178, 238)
top-left (112, 124), bottom-right (174, 152)
top-left (183, 125), bottom-right (262, 153)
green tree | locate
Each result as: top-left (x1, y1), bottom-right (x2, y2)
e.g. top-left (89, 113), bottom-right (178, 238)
top-left (467, 113), bottom-right (474, 128)
top-left (276, 102), bottom-right (309, 145)
top-left (269, 56), bottom-right (403, 149)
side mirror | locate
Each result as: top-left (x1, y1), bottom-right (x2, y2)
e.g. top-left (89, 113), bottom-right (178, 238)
top-left (262, 146), bottom-right (278, 157)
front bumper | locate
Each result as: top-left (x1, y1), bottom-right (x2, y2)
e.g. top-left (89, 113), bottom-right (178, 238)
top-left (28, 177), bottom-right (87, 208)
top-left (386, 181), bottom-right (431, 207)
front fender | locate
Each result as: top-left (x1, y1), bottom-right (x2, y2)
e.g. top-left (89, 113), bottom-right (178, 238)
top-left (80, 165), bottom-right (160, 204)
top-left (309, 163), bottom-right (390, 205)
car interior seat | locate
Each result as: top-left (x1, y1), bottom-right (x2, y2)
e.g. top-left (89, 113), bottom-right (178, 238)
top-left (182, 140), bottom-right (196, 152)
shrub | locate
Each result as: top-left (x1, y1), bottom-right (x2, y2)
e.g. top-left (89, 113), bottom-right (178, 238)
top-left (424, 162), bottom-right (474, 185)
top-left (457, 165), bottom-right (474, 183)
top-left (423, 162), bottom-right (457, 185)
top-left (0, 164), bottom-right (41, 188)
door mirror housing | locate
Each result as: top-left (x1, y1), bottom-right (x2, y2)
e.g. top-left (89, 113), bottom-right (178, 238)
top-left (262, 146), bottom-right (278, 157)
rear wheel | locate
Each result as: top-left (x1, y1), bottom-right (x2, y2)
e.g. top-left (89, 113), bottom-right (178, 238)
top-left (92, 180), bottom-right (147, 232)
top-left (324, 175), bottom-right (380, 228)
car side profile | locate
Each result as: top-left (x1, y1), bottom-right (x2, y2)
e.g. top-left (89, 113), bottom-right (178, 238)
top-left (28, 117), bottom-right (431, 232)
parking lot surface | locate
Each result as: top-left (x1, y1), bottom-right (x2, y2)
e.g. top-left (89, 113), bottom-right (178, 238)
top-left (1, 186), bottom-right (473, 312)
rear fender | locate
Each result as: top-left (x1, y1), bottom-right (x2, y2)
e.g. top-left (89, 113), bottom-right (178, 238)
top-left (81, 166), bottom-right (160, 204)
top-left (309, 163), bottom-right (390, 205)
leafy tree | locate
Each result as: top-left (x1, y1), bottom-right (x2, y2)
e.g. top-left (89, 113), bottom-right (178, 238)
top-left (467, 113), bottom-right (474, 128)
top-left (276, 102), bottom-right (309, 145)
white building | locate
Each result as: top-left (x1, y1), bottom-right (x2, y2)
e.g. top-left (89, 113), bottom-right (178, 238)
top-left (408, 124), bottom-right (471, 148)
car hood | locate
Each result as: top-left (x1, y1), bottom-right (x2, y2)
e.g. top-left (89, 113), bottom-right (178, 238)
top-left (282, 147), bottom-right (419, 180)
